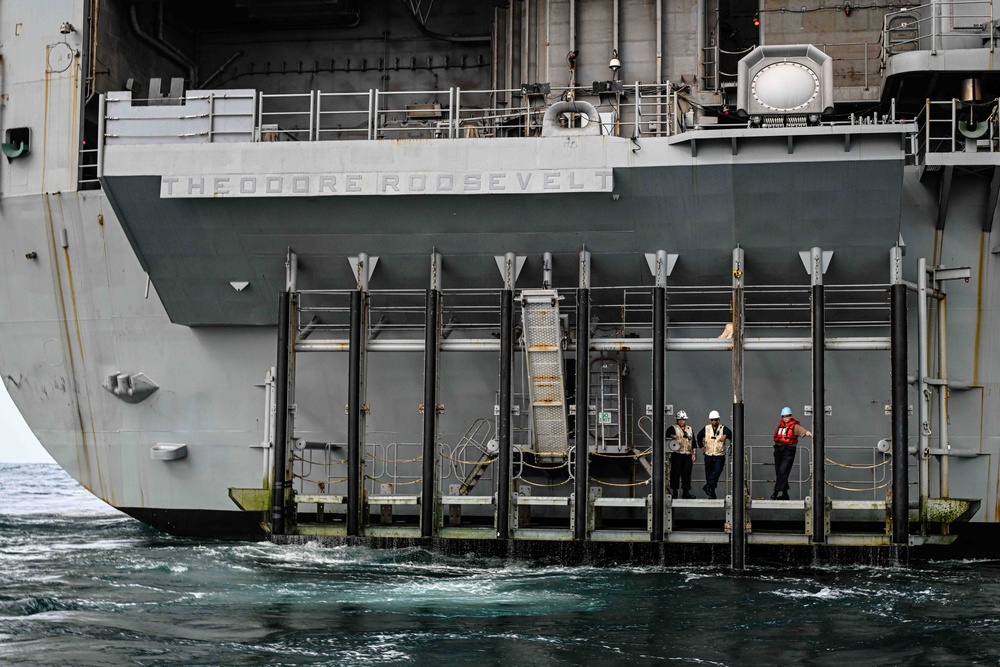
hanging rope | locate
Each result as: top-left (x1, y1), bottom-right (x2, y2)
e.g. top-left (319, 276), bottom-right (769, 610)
top-left (440, 451), bottom-right (497, 466)
top-left (517, 477), bottom-right (572, 488)
top-left (292, 454), bottom-right (347, 466)
top-left (826, 480), bottom-right (891, 492)
top-left (367, 452), bottom-right (423, 464)
top-left (364, 475), bottom-right (423, 486)
top-left (591, 477), bottom-right (650, 487)
top-left (292, 473), bottom-right (347, 485)
top-left (825, 457), bottom-right (890, 470)
top-left (521, 459), bottom-right (569, 470)
top-left (592, 448), bottom-right (652, 459)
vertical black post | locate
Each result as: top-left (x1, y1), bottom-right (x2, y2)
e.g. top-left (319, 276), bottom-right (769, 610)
top-left (812, 283), bottom-right (826, 543)
top-left (497, 289), bottom-right (513, 539)
top-left (731, 247), bottom-right (745, 570)
top-left (421, 288), bottom-right (440, 537)
top-left (346, 289), bottom-right (363, 536)
top-left (574, 289), bottom-right (590, 540)
top-left (271, 291), bottom-right (291, 535)
top-left (732, 402), bottom-right (745, 568)
top-left (891, 282), bottom-right (910, 544)
top-left (651, 286), bottom-right (666, 540)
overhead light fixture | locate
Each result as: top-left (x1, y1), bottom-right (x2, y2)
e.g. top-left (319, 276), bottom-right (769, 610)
top-left (609, 49), bottom-right (621, 72)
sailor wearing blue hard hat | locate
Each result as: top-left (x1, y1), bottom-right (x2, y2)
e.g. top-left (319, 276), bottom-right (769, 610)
top-left (771, 406), bottom-right (812, 500)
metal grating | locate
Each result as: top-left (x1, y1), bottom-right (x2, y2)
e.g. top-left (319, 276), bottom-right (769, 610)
top-left (521, 290), bottom-right (569, 455)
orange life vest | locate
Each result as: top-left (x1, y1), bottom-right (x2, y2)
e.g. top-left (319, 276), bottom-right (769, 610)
top-left (774, 418), bottom-right (800, 446)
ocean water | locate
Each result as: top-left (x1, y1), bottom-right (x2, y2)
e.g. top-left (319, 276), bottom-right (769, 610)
top-left (2, 464), bottom-right (1000, 667)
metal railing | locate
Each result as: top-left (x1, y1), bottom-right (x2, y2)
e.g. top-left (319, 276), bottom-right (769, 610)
top-left (913, 97), bottom-right (999, 159)
top-left (883, 0), bottom-right (997, 64)
top-left (255, 83), bottom-right (678, 143)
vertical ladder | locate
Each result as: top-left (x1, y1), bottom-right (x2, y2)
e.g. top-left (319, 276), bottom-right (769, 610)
top-left (590, 358), bottom-right (623, 452)
top-left (521, 289), bottom-right (569, 456)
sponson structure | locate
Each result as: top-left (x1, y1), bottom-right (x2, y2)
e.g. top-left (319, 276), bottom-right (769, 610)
top-left (0, 0), bottom-right (997, 565)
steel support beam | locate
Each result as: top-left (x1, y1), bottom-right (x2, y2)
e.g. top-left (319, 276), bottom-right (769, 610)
top-left (731, 247), bottom-right (746, 570)
top-left (732, 402), bottom-right (745, 568)
top-left (574, 288), bottom-right (590, 540)
top-left (809, 247), bottom-right (827, 544)
top-left (271, 291), bottom-right (292, 535)
top-left (346, 289), bottom-right (363, 536)
top-left (421, 288), bottom-right (441, 538)
top-left (497, 289), bottom-right (514, 539)
top-left (651, 285), bottom-right (666, 540)
top-left (890, 246), bottom-right (909, 544)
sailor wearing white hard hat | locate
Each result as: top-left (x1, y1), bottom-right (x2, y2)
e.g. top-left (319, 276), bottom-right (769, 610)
top-left (697, 410), bottom-right (732, 499)
top-left (667, 410), bottom-right (696, 499)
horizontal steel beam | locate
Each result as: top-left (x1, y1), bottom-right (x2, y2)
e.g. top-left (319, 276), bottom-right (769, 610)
top-left (297, 336), bottom-right (891, 353)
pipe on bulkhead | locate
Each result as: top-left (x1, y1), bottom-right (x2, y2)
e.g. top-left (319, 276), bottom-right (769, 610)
top-left (938, 292), bottom-right (950, 499)
top-left (522, 0), bottom-right (530, 86)
top-left (542, 252), bottom-right (553, 288)
top-left (199, 51), bottom-right (244, 89)
top-left (569, 0), bottom-right (576, 91)
top-left (889, 246), bottom-right (909, 545)
top-left (129, 3), bottom-right (196, 86)
top-left (917, 258), bottom-right (930, 532)
top-left (656, 0), bottom-right (663, 86)
top-left (613, 0), bottom-right (620, 54)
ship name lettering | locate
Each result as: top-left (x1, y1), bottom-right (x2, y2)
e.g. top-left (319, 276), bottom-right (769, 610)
top-left (189, 177), bottom-right (205, 195)
top-left (543, 172), bottom-right (559, 189)
top-left (162, 176), bottom-right (179, 195)
top-left (380, 174), bottom-right (400, 192)
top-left (320, 175), bottom-right (337, 193)
top-left (213, 177), bottom-right (230, 195)
top-left (568, 171), bottom-right (584, 190)
top-left (463, 174), bottom-right (481, 191)
top-left (346, 174), bottom-right (362, 192)
top-left (266, 176), bottom-right (282, 194)
top-left (437, 174), bottom-right (454, 191)
top-left (516, 173), bottom-right (532, 190)
top-left (292, 176), bottom-right (310, 194)
top-left (240, 177), bottom-right (256, 194)
top-left (409, 174), bottom-right (427, 191)
top-left (488, 172), bottom-right (505, 191)
top-left (597, 170), bottom-right (612, 189)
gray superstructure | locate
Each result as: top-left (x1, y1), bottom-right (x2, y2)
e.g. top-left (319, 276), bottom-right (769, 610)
top-left (0, 0), bottom-right (997, 562)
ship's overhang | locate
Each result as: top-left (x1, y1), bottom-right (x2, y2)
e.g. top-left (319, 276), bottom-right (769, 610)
top-left (101, 131), bottom-right (910, 326)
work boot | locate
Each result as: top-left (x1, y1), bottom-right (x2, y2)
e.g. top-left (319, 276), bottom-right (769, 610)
top-left (670, 488), bottom-right (678, 498)
top-left (707, 488), bottom-right (717, 500)
top-left (770, 492), bottom-right (779, 500)
top-left (702, 484), bottom-right (711, 496)
top-left (682, 491), bottom-right (695, 499)
top-left (778, 491), bottom-right (790, 501)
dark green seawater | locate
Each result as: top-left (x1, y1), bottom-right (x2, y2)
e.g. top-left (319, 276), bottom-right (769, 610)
top-left (2, 463), bottom-right (1000, 666)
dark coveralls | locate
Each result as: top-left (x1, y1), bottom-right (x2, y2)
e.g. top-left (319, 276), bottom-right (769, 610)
top-left (772, 418), bottom-right (810, 499)
top-left (697, 423), bottom-right (733, 498)
top-left (667, 423), bottom-right (696, 497)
